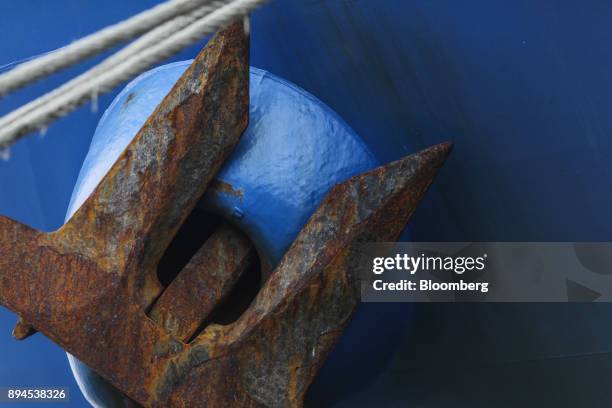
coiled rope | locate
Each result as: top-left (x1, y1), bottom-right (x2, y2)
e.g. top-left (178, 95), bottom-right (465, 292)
top-left (0, 0), bottom-right (268, 150)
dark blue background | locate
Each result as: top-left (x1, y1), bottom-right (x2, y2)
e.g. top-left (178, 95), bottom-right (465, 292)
top-left (2, 1), bottom-right (612, 406)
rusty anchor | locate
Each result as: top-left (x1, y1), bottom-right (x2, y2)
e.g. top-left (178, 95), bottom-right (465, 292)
top-left (0, 21), bottom-right (452, 407)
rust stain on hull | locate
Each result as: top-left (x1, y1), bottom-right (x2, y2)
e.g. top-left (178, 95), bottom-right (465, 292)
top-left (210, 179), bottom-right (245, 200)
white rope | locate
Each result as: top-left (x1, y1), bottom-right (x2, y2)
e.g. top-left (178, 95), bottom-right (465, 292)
top-left (0, 2), bottom-right (228, 135)
top-left (0, 0), bottom-right (217, 96)
top-left (0, 0), bottom-right (267, 148)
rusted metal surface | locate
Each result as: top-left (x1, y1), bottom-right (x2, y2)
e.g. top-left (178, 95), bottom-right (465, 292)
top-left (149, 224), bottom-right (253, 342)
top-left (12, 316), bottom-right (37, 340)
top-left (0, 20), bottom-right (452, 408)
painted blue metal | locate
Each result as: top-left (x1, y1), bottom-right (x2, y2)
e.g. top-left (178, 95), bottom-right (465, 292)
top-left (66, 62), bottom-right (378, 268)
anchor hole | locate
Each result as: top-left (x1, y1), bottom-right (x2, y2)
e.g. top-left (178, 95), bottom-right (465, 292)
top-left (156, 208), bottom-right (223, 287)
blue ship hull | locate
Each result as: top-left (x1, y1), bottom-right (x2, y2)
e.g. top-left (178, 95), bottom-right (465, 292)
top-left (1, 1), bottom-right (612, 406)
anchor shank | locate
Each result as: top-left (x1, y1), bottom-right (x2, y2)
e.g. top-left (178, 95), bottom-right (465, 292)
top-left (149, 223), bottom-right (253, 342)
